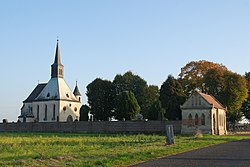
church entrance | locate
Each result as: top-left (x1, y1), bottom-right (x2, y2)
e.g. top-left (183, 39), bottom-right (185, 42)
top-left (67, 115), bottom-right (73, 122)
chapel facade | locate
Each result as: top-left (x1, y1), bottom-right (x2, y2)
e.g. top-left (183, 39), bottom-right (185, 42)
top-left (181, 91), bottom-right (227, 135)
top-left (18, 40), bottom-right (81, 122)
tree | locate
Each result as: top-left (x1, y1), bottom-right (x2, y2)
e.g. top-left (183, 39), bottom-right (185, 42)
top-left (203, 69), bottom-right (248, 123)
top-left (115, 91), bottom-right (140, 120)
top-left (241, 72), bottom-right (250, 120)
top-left (221, 71), bottom-right (248, 113)
top-left (147, 100), bottom-right (166, 120)
top-left (179, 60), bottom-right (227, 94)
top-left (86, 78), bottom-right (115, 121)
top-left (141, 85), bottom-right (160, 118)
top-left (160, 75), bottom-right (186, 120)
top-left (113, 71), bottom-right (147, 110)
top-left (80, 105), bottom-right (90, 121)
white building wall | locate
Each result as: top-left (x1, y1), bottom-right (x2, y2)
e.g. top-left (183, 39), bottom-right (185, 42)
top-left (59, 101), bottom-right (81, 122)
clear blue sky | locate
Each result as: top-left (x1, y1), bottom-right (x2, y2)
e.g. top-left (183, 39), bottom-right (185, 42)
top-left (1, 0), bottom-right (250, 121)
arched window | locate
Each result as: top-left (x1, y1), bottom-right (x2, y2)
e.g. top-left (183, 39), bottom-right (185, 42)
top-left (37, 105), bottom-right (39, 121)
top-left (195, 114), bottom-right (199, 125)
top-left (188, 114), bottom-right (192, 126)
top-left (52, 104), bottom-right (56, 120)
top-left (201, 113), bottom-right (205, 125)
top-left (44, 105), bottom-right (47, 121)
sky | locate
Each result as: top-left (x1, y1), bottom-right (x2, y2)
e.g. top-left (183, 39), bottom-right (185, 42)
top-left (1, 0), bottom-right (250, 121)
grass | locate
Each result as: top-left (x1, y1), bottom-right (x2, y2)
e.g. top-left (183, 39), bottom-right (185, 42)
top-left (0, 132), bottom-right (249, 166)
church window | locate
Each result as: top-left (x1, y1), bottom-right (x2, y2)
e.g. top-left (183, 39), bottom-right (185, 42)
top-left (59, 69), bottom-right (63, 75)
top-left (66, 93), bottom-right (69, 98)
top-left (52, 104), bottom-right (56, 120)
top-left (201, 113), bottom-right (205, 125)
top-left (47, 93), bottom-right (50, 97)
top-left (63, 106), bottom-right (66, 111)
top-left (74, 107), bottom-right (77, 112)
top-left (69, 104), bottom-right (71, 107)
top-left (44, 105), bottom-right (47, 121)
top-left (37, 105), bottom-right (39, 121)
top-left (195, 114), bottom-right (199, 125)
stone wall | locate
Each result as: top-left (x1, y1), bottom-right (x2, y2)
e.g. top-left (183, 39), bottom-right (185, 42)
top-left (0, 121), bottom-right (181, 134)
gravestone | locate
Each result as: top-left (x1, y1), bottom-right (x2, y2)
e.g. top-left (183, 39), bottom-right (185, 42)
top-left (166, 124), bottom-right (175, 145)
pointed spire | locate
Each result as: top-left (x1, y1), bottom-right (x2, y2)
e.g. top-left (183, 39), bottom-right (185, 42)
top-left (73, 81), bottom-right (81, 96)
top-left (51, 39), bottom-right (64, 78)
top-left (54, 39), bottom-right (61, 64)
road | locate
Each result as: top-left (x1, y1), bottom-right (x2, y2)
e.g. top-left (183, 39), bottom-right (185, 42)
top-left (132, 138), bottom-right (250, 167)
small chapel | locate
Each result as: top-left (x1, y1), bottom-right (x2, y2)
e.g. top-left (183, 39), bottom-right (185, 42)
top-left (181, 91), bottom-right (227, 135)
top-left (18, 40), bottom-right (81, 122)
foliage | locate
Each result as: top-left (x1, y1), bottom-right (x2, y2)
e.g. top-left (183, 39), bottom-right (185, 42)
top-left (146, 100), bottom-right (166, 120)
top-left (0, 133), bottom-right (249, 166)
top-left (86, 78), bottom-right (115, 121)
top-left (79, 105), bottom-right (90, 121)
top-left (141, 85), bottom-right (161, 118)
top-left (113, 71), bottom-right (147, 110)
top-left (240, 72), bottom-right (250, 120)
top-left (204, 70), bottom-right (248, 122)
top-left (115, 91), bottom-right (140, 120)
top-left (179, 60), bottom-right (227, 94)
top-left (159, 75), bottom-right (186, 120)
top-left (222, 71), bottom-right (248, 113)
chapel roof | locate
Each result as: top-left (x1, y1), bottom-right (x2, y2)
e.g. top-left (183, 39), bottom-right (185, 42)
top-left (197, 91), bottom-right (226, 110)
top-left (23, 83), bottom-right (47, 102)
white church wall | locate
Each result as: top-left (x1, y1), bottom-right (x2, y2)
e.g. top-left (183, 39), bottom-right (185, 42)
top-left (33, 101), bottom-right (59, 122)
top-left (59, 101), bottom-right (80, 122)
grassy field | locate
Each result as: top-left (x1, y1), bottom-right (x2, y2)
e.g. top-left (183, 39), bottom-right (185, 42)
top-left (0, 133), bottom-right (249, 166)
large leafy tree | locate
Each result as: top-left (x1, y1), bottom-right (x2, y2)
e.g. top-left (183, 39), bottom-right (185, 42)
top-left (241, 72), bottom-right (250, 120)
top-left (86, 78), bottom-right (115, 121)
top-left (115, 91), bottom-right (140, 120)
top-left (113, 71), bottom-right (147, 110)
top-left (80, 105), bottom-right (90, 121)
top-left (203, 69), bottom-right (248, 122)
top-left (160, 75), bottom-right (186, 120)
top-left (179, 60), bottom-right (227, 94)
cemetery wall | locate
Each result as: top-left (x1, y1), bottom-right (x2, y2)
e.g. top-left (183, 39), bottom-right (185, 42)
top-left (0, 121), bottom-right (181, 134)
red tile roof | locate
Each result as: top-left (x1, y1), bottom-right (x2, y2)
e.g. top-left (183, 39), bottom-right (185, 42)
top-left (197, 91), bottom-right (226, 110)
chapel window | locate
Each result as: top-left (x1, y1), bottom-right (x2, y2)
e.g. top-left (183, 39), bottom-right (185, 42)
top-left (195, 114), bottom-right (199, 125)
top-left (201, 113), bottom-right (205, 125)
top-left (188, 114), bottom-right (193, 126)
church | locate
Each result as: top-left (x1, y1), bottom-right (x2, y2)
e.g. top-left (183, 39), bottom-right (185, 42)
top-left (18, 40), bottom-right (81, 122)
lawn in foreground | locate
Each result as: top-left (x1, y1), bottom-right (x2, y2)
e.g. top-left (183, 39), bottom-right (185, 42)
top-left (0, 133), bottom-right (249, 166)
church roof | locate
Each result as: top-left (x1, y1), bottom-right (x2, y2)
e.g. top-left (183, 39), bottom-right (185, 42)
top-left (35, 78), bottom-right (79, 102)
top-left (197, 91), bottom-right (226, 110)
top-left (23, 83), bottom-right (47, 102)
top-left (73, 82), bottom-right (81, 96)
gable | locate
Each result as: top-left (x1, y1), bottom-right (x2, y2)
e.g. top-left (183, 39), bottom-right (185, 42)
top-left (181, 93), bottom-right (212, 109)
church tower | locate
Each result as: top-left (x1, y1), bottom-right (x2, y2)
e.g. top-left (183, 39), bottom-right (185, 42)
top-left (73, 81), bottom-right (81, 102)
top-left (51, 40), bottom-right (64, 78)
